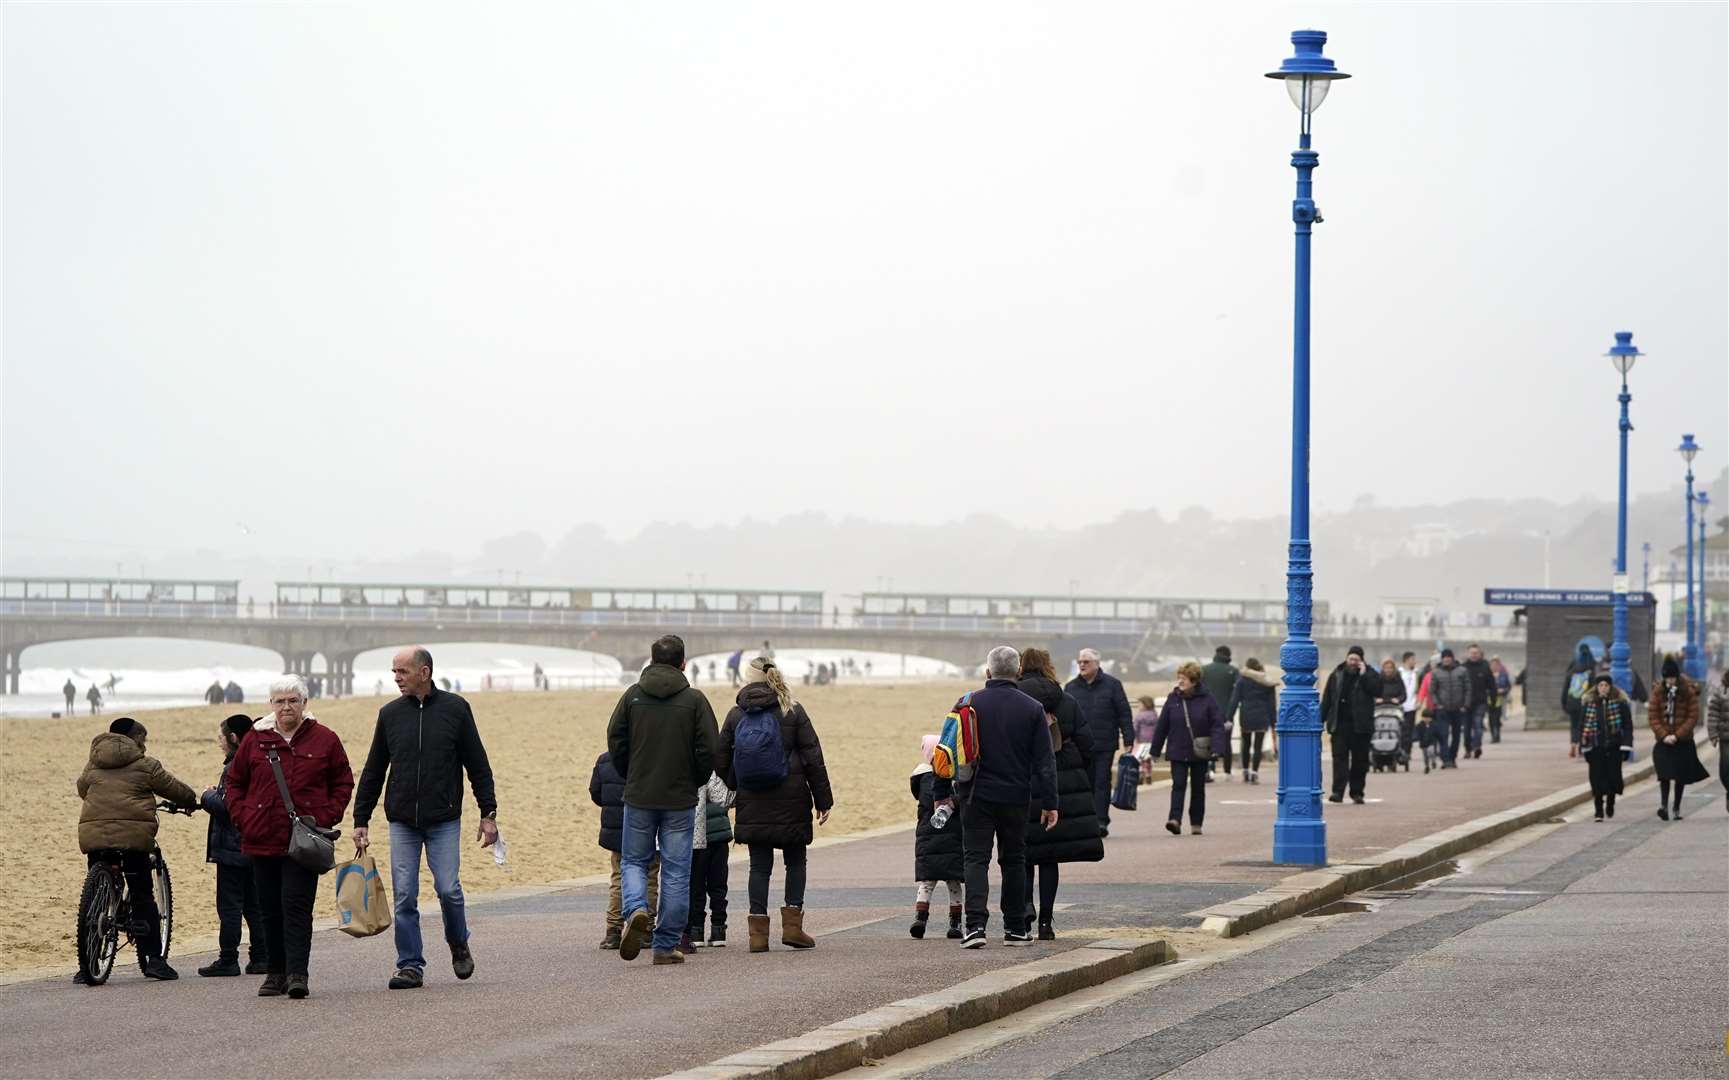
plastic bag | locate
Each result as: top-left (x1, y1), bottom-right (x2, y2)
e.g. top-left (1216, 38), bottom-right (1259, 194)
top-left (333, 852), bottom-right (391, 938)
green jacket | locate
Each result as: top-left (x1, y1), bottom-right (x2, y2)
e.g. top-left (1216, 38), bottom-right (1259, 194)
top-left (606, 664), bottom-right (720, 811)
top-left (76, 733), bottom-right (198, 853)
top-left (1201, 659), bottom-right (1239, 717)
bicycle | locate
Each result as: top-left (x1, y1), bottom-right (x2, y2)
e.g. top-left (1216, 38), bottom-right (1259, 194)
top-left (76, 802), bottom-right (195, 985)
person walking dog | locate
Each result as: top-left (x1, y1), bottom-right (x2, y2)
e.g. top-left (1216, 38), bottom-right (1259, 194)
top-left (351, 647), bottom-right (498, 990)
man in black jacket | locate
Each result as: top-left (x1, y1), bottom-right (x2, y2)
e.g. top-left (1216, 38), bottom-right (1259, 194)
top-left (941, 646), bottom-right (1058, 949)
top-left (1065, 648), bottom-right (1133, 837)
top-left (605, 634), bottom-right (720, 964)
top-left (352, 647), bottom-right (498, 990)
top-left (1321, 645), bottom-right (1385, 804)
top-left (1462, 644), bottom-right (1495, 760)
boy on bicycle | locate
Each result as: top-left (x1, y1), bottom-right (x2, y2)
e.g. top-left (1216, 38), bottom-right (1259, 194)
top-left (76, 717), bottom-right (198, 982)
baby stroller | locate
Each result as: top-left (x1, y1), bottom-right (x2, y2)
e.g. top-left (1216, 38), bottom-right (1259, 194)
top-left (1370, 703), bottom-right (1405, 772)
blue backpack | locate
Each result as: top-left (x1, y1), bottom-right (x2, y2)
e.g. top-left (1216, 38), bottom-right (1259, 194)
top-left (733, 707), bottom-right (789, 791)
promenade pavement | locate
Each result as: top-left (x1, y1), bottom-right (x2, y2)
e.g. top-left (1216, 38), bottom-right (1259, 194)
top-left (0, 717), bottom-right (1617, 1079)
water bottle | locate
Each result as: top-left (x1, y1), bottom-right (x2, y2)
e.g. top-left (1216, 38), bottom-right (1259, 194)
top-left (931, 802), bottom-right (953, 830)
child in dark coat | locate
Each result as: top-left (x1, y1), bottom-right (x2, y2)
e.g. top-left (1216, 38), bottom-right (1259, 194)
top-left (588, 751), bottom-right (657, 950)
top-left (197, 714), bottom-right (266, 976)
top-left (910, 735), bottom-right (963, 939)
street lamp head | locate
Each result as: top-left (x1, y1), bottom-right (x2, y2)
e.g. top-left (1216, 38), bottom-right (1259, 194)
top-left (1678, 433), bottom-right (1700, 465)
top-left (1699, 491), bottom-right (1712, 510)
top-left (1266, 29), bottom-right (1349, 116)
top-left (1605, 330), bottom-right (1642, 376)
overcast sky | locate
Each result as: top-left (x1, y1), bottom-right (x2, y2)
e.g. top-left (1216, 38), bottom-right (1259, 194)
top-left (3, 1), bottom-right (1725, 566)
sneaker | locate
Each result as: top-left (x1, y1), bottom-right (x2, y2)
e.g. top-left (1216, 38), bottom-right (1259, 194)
top-left (1003, 929), bottom-right (1035, 946)
top-left (285, 974), bottom-right (309, 999)
top-left (198, 957), bottom-right (241, 978)
top-left (619, 908), bottom-right (651, 962)
top-left (451, 941), bottom-right (474, 980)
top-left (1037, 922), bottom-right (1055, 941)
top-left (960, 928), bottom-right (986, 949)
top-left (1190, 825), bottom-right (1203, 836)
top-left (388, 967), bottom-right (424, 990)
top-left (1673, 810), bottom-right (1684, 821)
top-left (258, 973), bottom-right (287, 997)
top-left (245, 958), bottom-right (271, 975)
top-left (677, 933), bottom-right (696, 955)
top-left (1594, 813), bottom-right (1604, 822)
top-left (1327, 795), bottom-right (1343, 803)
top-left (141, 957), bottom-right (179, 981)
top-left (707, 925), bottom-right (727, 948)
top-left (72, 970), bottom-right (91, 986)
top-left (651, 949), bottom-right (685, 965)
top-left (599, 926), bottom-right (622, 950)
top-left (1165, 820), bottom-right (1181, 835)
top-left (1351, 796), bottom-right (1365, 805)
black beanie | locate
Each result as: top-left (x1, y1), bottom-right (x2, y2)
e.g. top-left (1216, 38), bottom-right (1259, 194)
top-left (1440, 648), bottom-right (1455, 659)
top-left (1661, 656), bottom-right (1681, 679)
top-left (1347, 645), bottom-right (1365, 659)
top-left (1216, 645), bottom-right (1233, 661)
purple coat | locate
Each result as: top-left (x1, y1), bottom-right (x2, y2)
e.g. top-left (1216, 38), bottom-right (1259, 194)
top-left (1150, 687), bottom-right (1229, 762)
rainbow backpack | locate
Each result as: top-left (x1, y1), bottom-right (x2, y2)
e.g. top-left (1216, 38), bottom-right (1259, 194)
top-left (932, 692), bottom-right (981, 783)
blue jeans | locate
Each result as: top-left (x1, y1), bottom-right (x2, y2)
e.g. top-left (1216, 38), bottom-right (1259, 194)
top-left (389, 819), bottom-right (468, 972)
top-left (622, 804), bottom-right (694, 952)
top-left (1439, 709), bottom-right (1466, 763)
top-left (1467, 704), bottom-right (1487, 753)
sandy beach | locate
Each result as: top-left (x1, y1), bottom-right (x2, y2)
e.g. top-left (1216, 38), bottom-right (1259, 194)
top-left (1, 679), bottom-right (1174, 974)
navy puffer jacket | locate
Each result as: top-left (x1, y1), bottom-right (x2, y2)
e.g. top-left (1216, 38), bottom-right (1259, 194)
top-left (588, 751), bottom-right (627, 852)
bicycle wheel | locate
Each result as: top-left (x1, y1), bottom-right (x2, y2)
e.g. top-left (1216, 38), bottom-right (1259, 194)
top-left (152, 849), bottom-right (173, 959)
top-left (76, 865), bottom-right (119, 985)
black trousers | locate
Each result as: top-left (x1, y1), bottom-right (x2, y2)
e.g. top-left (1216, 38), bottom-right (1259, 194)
top-left (1168, 760), bottom-right (1207, 826)
top-left (215, 861), bottom-right (264, 963)
top-left (1331, 732), bottom-right (1371, 799)
top-left (747, 843), bottom-right (806, 916)
top-left (1238, 730), bottom-right (1267, 773)
top-left (1090, 752), bottom-right (1113, 828)
top-left (88, 851), bottom-right (161, 960)
top-left (252, 855), bottom-right (319, 976)
top-left (687, 842), bottom-right (730, 932)
top-left (1023, 863), bottom-right (1059, 925)
top-left (962, 797), bottom-right (1028, 933)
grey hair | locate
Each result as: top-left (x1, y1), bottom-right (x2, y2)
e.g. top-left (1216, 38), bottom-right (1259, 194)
top-left (1077, 647), bottom-right (1101, 662)
top-left (985, 645), bottom-right (1022, 680)
top-left (268, 674), bottom-right (308, 702)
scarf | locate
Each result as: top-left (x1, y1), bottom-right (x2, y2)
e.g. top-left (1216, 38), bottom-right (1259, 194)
top-left (1581, 692), bottom-right (1625, 752)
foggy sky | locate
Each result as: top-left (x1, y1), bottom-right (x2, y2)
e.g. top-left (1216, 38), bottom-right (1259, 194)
top-left (4, 2), bottom-right (1726, 567)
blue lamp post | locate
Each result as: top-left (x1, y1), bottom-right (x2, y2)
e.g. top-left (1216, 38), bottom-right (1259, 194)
top-left (1698, 489), bottom-right (1712, 677)
top-left (1267, 30), bottom-right (1348, 866)
top-left (1679, 434), bottom-right (1700, 678)
top-left (1605, 332), bottom-right (1642, 695)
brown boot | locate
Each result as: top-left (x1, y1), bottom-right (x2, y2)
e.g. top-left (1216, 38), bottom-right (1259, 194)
top-left (748, 914), bottom-right (771, 953)
top-left (780, 906), bottom-right (815, 949)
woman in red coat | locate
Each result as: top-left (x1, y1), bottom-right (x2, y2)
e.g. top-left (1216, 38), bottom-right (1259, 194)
top-left (228, 675), bottom-right (353, 999)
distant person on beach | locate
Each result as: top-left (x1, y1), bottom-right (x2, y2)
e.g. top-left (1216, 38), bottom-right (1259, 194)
top-left (198, 714), bottom-right (266, 977)
top-left (727, 651), bottom-right (743, 687)
top-left (86, 684), bottom-right (102, 715)
top-left (74, 716), bottom-right (199, 983)
top-left (940, 646), bottom-right (1057, 948)
top-left (205, 680), bottom-right (225, 706)
top-left (223, 680), bottom-right (244, 704)
top-left (606, 635), bottom-right (720, 965)
top-left (707, 661), bottom-right (716, 683)
top-left (64, 679), bottom-right (77, 714)
top-left (352, 648), bottom-right (498, 990)
top-left (1064, 648), bottom-right (1133, 838)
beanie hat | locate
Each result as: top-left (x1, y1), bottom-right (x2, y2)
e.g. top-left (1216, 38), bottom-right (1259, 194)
top-left (1661, 656), bottom-right (1681, 679)
top-left (921, 734), bottom-right (940, 764)
top-left (1440, 648), bottom-right (1455, 659)
top-left (1347, 645), bottom-right (1365, 659)
top-left (1215, 645), bottom-right (1233, 661)
top-left (745, 657), bottom-right (774, 684)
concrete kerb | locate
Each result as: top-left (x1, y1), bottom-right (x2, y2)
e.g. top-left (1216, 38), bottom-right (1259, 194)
top-left (658, 938), bottom-right (1174, 1080)
top-left (1191, 748), bottom-right (1682, 938)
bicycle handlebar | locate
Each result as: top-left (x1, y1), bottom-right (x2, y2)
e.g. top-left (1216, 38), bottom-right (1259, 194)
top-left (157, 801), bottom-right (198, 815)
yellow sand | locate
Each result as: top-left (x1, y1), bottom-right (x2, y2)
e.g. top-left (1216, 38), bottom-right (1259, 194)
top-left (0, 678), bottom-right (1170, 973)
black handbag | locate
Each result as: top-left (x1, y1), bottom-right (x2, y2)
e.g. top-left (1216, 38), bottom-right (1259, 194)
top-left (265, 748), bottom-right (340, 874)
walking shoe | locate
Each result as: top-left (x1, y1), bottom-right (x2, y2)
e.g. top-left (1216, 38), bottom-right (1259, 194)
top-left (285, 974), bottom-right (309, 999)
top-left (257, 973), bottom-right (287, 997)
top-left (600, 926), bottom-right (622, 950)
top-left (748, 914), bottom-right (771, 953)
top-left (1658, 806), bottom-right (1670, 821)
top-left (707, 924), bottom-right (727, 948)
top-left (198, 957), bottom-right (241, 977)
top-left (1038, 922), bottom-right (1056, 941)
top-left (1593, 812), bottom-right (1604, 822)
top-left (1003, 929), bottom-right (1035, 946)
top-left (947, 905), bottom-right (963, 940)
top-left (1190, 825), bottom-right (1203, 836)
top-left (651, 949), bottom-right (685, 965)
top-left (780, 906), bottom-right (816, 949)
top-left (620, 908), bottom-right (651, 961)
top-left (1351, 796), bottom-right (1365, 805)
top-left (1673, 809), bottom-right (1684, 821)
top-left (141, 957), bottom-right (179, 981)
top-left (1473, 749), bottom-right (1482, 759)
top-left (910, 902), bottom-right (929, 939)
top-left (245, 957), bottom-right (271, 975)
top-left (451, 941), bottom-right (474, 980)
top-left (1165, 820), bottom-right (1181, 835)
top-left (388, 967), bottom-right (424, 989)
top-left (677, 932), bottom-right (696, 955)
top-left (72, 970), bottom-right (91, 986)
top-left (960, 928), bottom-right (986, 949)
top-left (1606, 798), bottom-right (1616, 819)
top-left (1327, 794), bottom-right (1343, 803)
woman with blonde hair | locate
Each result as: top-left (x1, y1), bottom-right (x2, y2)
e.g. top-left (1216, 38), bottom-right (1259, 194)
top-left (717, 657), bottom-right (834, 952)
top-left (1149, 661), bottom-right (1229, 836)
